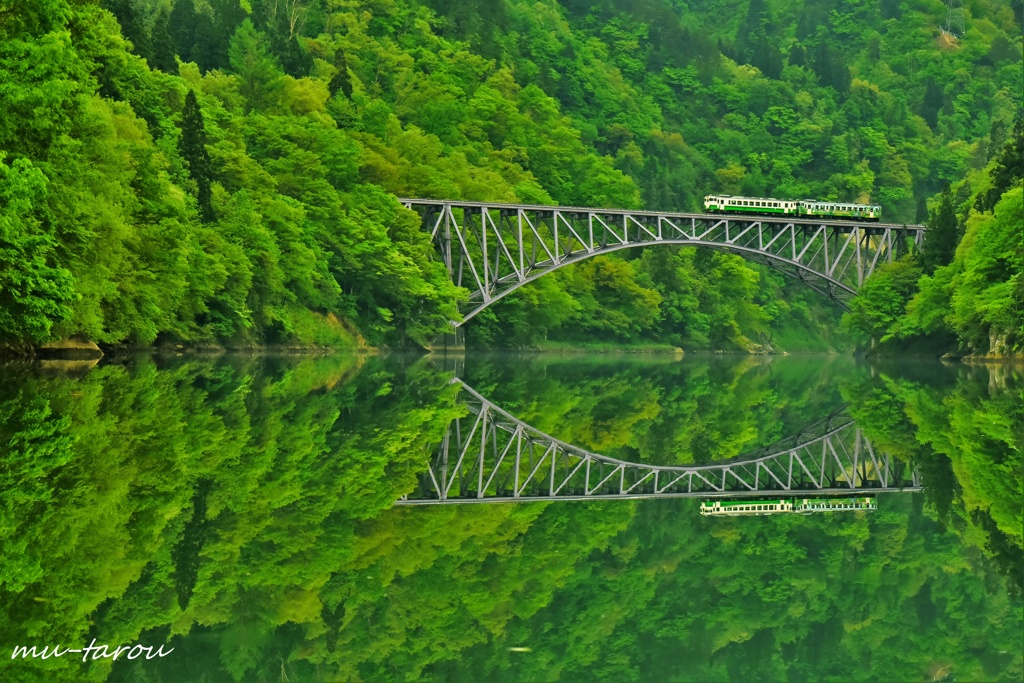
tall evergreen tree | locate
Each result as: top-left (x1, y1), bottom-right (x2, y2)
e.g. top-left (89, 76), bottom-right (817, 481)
top-left (103, 0), bottom-right (151, 59)
top-left (229, 19), bottom-right (284, 111)
top-left (178, 90), bottom-right (214, 223)
top-left (328, 49), bottom-right (353, 99)
top-left (151, 8), bottom-right (178, 74)
top-left (976, 115), bottom-right (1024, 212)
top-left (736, 0), bottom-right (768, 64)
top-left (169, 0), bottom-right (198, 63)
top-left (752, 38), bottom-right (783, 79)
top-left (921, 78), bottom-right (945, 130)
top-left (881, 0), bottom-right (903, 19)
top-left (922, 187), bottom-right (959, 273)
top-left (788, 43), bottom-right (806, 67)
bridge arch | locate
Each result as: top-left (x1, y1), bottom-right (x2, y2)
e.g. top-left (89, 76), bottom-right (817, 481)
top-left (400, 199), bottom-right (925, 326)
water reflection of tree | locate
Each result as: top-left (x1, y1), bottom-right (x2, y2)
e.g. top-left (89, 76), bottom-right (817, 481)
top-left (844, 364), bottom-right (1024, 595)
top-left (0, 357), bottom-right (1019, 682)
top-left (460, 355), bottom-right (856, 465)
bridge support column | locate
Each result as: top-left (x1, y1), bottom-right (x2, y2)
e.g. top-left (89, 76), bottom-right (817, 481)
top-left (428, 325), bottom-right (464, 352)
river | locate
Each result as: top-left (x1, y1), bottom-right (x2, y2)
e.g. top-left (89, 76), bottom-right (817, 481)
top-left (0, 353), bottom-right (1020, 682)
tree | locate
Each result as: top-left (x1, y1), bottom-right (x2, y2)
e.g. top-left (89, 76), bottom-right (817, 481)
top-left (812, 42), bottom-right (850, 93)
top-left (787, 43), bottom-right (806, 67)
top-left (150, 8), bottom-right (178, 74)
top-left (178, 90), bottom-right (214, 222)
top-left (976, 116), bottom-right (1024, 213)
top-left (752, 38), bottom-right (783, 79)
top-left (169, 0), bottom-right (198, 63)
top-left (228, 19), bottom-right (284, 111)
top-left (328, 48), bottom-right (353, 99)
top-left (0, 156), bottom-right (76, 345)
top-left (921, 187), bottom-right (959, 273)
top-left (920, 78), bottom-right (944, 130)
top-left (103, 0), bottom-right (151, 59)
top-left (842, 258), bottom-right (923, 342)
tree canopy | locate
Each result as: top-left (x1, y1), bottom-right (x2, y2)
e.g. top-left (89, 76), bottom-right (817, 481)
top-left (1, 0), bottom-right (1020, 351)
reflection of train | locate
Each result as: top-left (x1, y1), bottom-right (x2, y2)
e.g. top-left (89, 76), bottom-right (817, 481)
top-left (704, 195), bottom-right (882, 221)
top-left (700, 495), bottom-right (877, 517)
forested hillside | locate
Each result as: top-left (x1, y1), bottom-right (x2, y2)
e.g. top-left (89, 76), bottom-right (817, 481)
top-left (1, 0), bottom-right (1021, 351)
top-left (844, 118), bottom-right (1024, 356)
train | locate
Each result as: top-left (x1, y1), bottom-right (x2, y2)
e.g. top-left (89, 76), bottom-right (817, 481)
top-left (703, 194), bottom-right (882, 221)
top-left (699, 495), bottom-right (877, 517)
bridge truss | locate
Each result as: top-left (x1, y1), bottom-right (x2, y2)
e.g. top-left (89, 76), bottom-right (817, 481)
top-left (400, 199), bottom-right (925, 323)
top-left (397, 380), bottom-right (921, 505)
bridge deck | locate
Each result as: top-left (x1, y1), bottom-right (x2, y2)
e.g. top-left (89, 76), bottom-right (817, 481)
top-left (398, 198), bottom-right (924, 231)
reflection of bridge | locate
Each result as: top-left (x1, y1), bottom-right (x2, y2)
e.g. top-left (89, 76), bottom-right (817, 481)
top-left (397, 380), bottom-right (921, 505)
top-left (400, 199), bottom-right (925, 326)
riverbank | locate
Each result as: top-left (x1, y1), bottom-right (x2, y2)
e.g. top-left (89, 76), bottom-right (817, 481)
top-left (532, 340), bottom-right (684, 354)
top-left (0, 339), bottom-right (373, 362)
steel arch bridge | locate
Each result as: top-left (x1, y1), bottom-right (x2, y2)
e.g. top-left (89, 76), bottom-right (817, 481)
top-left (396, 380), bottom-right (921, 505)
top-left (400, 199), bottom-right (926, 325)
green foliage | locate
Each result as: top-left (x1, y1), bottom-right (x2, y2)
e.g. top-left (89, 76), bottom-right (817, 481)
top-left (976, 115), bottom-right (1024, 213)
top-left (228, 19), bottom-right (283, 113)
top-left (0, 156), bottom-right (76, 345)
top-left (948, 186), bottom-right (1024, 353)
top-left (842, 258), bottom-right (922, 343)
top-left (921, 186), bottom-right (959, 274)
top-left (845, 364), bottom-right (1024, 592)
top-left (1, 0), bottom-right (1021, 350)
top-left (859, 126), bottom-right (1024, 355)
top-left (178, 90), bottom-right (214, 222)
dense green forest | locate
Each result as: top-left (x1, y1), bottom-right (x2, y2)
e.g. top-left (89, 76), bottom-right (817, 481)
top-left (0, 355), bottom-right (1020, 681)
top-left (843, 124), bottom-right (1024, 356)
top-left (2, 0), bottom-right (1021, 351)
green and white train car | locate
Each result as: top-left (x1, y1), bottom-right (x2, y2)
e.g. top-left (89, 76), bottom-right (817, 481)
top-left (703, 195), bottom-right (799, 216)
top-left (699, 496), bottom-right (877, 517)
top-left (703, 195), bottom-right (881, 221)
top-left (799, 199), bottom-right (882, 221)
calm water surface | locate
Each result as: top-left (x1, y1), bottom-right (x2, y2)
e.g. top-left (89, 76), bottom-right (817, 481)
top-left (0, 353), bottom-right (1021, 682)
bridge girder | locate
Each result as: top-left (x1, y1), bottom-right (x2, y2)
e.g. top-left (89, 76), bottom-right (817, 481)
top-left (397, 380), bottom-right (922, 505)
top-left (400, 200), bottom-right (926, 325)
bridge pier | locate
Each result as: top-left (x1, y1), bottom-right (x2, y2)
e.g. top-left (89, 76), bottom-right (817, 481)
top-left (428, 325), bottom-right (465, 353)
